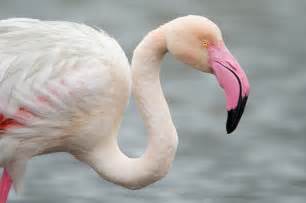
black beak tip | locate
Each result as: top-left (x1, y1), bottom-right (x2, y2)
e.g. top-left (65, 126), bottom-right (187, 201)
top-left (226, 110), bottom-right (238, 134)
top-left (226, 125), bottom-right (236, 134)
top-left (226, 96), bottom-right (248, 134)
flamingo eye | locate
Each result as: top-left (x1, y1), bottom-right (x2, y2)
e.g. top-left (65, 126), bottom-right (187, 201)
top-left (202, 40), bottom-right (209, 48)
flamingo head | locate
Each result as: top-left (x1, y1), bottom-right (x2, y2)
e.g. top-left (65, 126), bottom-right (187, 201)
top-left (164, 15), bottom-right (250, 134)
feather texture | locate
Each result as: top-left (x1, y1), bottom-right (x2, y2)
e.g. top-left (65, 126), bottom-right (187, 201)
top-left (0, 18), bottom-right (130, 191)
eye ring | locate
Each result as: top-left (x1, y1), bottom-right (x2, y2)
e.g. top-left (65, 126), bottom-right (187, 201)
top-left (202, 40), bottom-right (209, 48)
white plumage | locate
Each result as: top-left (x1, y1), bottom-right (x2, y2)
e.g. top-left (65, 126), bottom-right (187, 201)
top-left (0, 16), bottom-right (249, 201)
top-left (0, 18), bottom-right (131, 191)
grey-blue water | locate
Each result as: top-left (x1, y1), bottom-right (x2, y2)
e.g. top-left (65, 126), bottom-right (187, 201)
top-left (0, 0), bottom-right (305, 202)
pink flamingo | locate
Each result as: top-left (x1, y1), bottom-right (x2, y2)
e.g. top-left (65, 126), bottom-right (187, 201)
top-left (0, 15), bottom-right (250, 202)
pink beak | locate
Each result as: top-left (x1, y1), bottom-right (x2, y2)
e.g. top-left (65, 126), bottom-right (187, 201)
top-left (208, 42), bottom-right (250, 134)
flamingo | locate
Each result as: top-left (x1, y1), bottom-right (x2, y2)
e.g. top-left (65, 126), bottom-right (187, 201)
top-left (0, 15), bottom-right (250, 202)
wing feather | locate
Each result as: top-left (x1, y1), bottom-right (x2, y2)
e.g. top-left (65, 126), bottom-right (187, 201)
top-left (0, 18), bottom-right (124, 136)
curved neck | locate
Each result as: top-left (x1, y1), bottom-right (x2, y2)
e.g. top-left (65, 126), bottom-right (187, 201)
top-left (132, 27), bottom-right (178, 182)
top-left (86, 27), bottom-right (178, 189)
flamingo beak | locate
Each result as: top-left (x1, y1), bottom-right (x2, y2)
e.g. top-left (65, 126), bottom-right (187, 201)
top-left (208, 43), bottom-right (250, 134)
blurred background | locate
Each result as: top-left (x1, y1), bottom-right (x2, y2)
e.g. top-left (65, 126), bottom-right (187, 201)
top-left (0, 0), bottom-right (305, 202)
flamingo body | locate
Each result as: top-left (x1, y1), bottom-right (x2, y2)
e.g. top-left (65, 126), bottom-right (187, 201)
top-left (0, 16), bottom-right (250, 202)
top-left (0, 18), bottom-right (131, 192)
